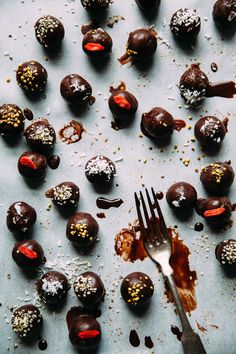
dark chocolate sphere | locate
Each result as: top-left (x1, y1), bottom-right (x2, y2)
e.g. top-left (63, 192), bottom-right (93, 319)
top-left (81, 0), bottom-right (111, 9)
top-left (196, 197), bottom-right (232, 226)
top-left (12, 240), bottom-right (45, 269)
top-left (37, 271), bottom-right (70, 305)
top-left (109, 89), bottom-right (138, 122)
top-left (45, 181), bottom-right (80, 208)
top-left (69, 314), bottom-right (101, 350)
top-left (18, 151), bottom-right (47, 180)
top-left (179, 64), bottom-right (209, 107)
top-left (11, 304), bottom-right (42, 339)
top-left (200, 161), bottom-right (235, 194)
top-left (194, 116), bottom-right (228, 148)
top-left (0, 104), bottom-right (25, 136)
top-left (82, 28), bottom-right (112, 58)
top-left (16, 61), bottom-right (48, 94)
top-left (60, 74), bottom-right (93, 104)
top-left (141, 107), bottom-right (175, 139)
top-left (166, 182), bottom-right (197, 210)
top-left (73, 271), bottom-right (105, 307)
top-left (7, 201), bottom-right (37, 234)
top-left (85, 155), bottom-right (116, 184)
top-left (215, 239), bottom-right (236, 266)
top-left (35, 15), bottom-right (65, 48)
top-left (24, 118), bottom-right (56, 151)
top-left (126, 28), bottom-right (157, 60)
top-left (120, 272), bottom-right (154, 307)
top-left (66, 212), bottom-right (99, 247)
top-left (170, 8), bottom-right (201, 41)
top-left (135, 0), bottom-right (160, 10)
top-left (213, 0), bottom-right (236, 28)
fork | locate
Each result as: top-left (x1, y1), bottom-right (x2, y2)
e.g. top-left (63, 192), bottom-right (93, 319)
top-left (134, 188), bottom-right (207, 354)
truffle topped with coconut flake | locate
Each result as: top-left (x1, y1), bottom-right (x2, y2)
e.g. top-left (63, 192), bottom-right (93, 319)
top-left (85, 155), bottom-right (116, 184)
top-left (11, 304), bottom-right (42, 338)
top-left (73, 271), bottom-right (105, 307)
top-left (194, 116), bottom-right (228, 149)
top-left (37, 271), bottom-right (70, 305)
top-left (166, 182), bottom-right (197, 210)
top-left (45, 181), bottom-right (80, 208)
top-left (215, 239), bottom-right (236, 266)
top-left (24, 118), bottom-right (56, 151)
top-left (170, 8), bottom-right (201, 41)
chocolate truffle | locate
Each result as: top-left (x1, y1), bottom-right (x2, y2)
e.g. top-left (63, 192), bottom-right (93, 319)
top-left (16, 61), bottom-right (48, 94)
top-left (135, 0), bottom-right (160, 10)
top-left (73, 272), bottom-right (105, 307)
top-left (24, 118), bottom-right (56, 151)
top-left (141, 107), bottom-right (175, 139)
top-left (45, 181), bottom-right (80, 208)
top-left (213, 0), bottom-right (236, 28)
top-left (166, 182), bottom-right (197, 210)
top-left (37, 271), bottom-right (70, 305)
top-left (11, 304), bottom-right (42, 339)
top-left (85, 155), bottom-right (116, 184)
top-left (69, 314), bottom-right (101, 351)
top-left (82, 28), bottom-right (112, 58)
top-left (215, 239), bottom-right (236, 266)
top-left (120, 272), bottom-right (154, 307)
top-left (66, 212), bottom-right (99, 247)
top-left (81, 0), bottom-right (111, 9)
top-left (0, 104), bottom-right (25, 136)
top-left (194, 116), bottom-right (228, 148)
top-left (18, 151), bottom-right (47, 180)
top-left (12, 240), bottom-right (45, 269)
top-left (7, 201), bottom-right (37, 234)
top-left (109, 89), bottom-right (138, 123)
top-left (196, 197), bottom-right (232, 226)
top-left (170, 8), bottom-right (201, 41)
top-left (60, 74), bottom-right (93, 104)
top-left (200, 161), bottom-right (235, 194)
top-left (34, 15), bottom-right (65, 48)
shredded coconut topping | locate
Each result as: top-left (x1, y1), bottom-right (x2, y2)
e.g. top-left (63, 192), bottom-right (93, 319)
top-left (74, 275), bottom-right (98, 297)
top-left (171, 8), bottom-right (201, 30)
top-left (53, 185), bottom-right (73, 205)
top-left (85, 155), bottom-right (115, 180)
top-left (12, 307), bottom-right (41, 337)
top-left (220, 241), bottom-right (236, 265)
top-left (179, 85), bottom-right (206, 107)
top-left (41, 278), bottom-right (63, 295)
top-left (27, 121), bottom-right (54, 145)
top-left (35, 15), bottom-right (61, 47)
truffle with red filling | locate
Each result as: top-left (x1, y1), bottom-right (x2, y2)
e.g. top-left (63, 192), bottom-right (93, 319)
top-left (37, 271), bottom-right (70, 305)
top-left (73, 271), bottom-right (105, 307)
top-left (170, 9), bottom-right (201, 41)
top-left (24, 118), bottom-right (56, 151)
top-left (82, 28), bottom-right (112, 58)
top-left (35, 15), bottom-right (65, 48)
top-left (18, 151), bottom-right (47, 180)
top-left (194, 116), bottom-right (228, 149)
top-left (85, 155), bottom-right (116, 184)
top-left (81, 0), bottom-right (111, 9)
top-left (45, 181), bottom-right (80, 208)
top-left (215, 239), bottom-right (236, 266)
top-left (16, 61), bottom-right (48, 94)
top-left (196, 196), bottom-right (232, 226)
top-left (60, 74), bottom-right (93, 104)
top-left (7, 201), bottom-right (37, 234)
top-left (0, 104), bottom-right (25, 136)
top-left (213, 0), bottom-right (236, 28)
top-left (166, 182), bottom-right (197, 210)
top-left (109, 89), bottom-right (138, 125)
top-left (11, 304), bottom-right (42, 339)
top-left (12, 240), bottom-right (45, 269)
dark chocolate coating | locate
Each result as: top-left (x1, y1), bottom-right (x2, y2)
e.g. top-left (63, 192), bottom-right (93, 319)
top-left (141, 107), bottom-right (175, 139)
top-left (0, 104), bottom-right (25, 136)
top-left (108, 89), bottom-right (138, 121)
top-left (194, 116), bottom-right (227, 148)
top-left (126, 28), bottom-right (157, 60)
top-left (120, 272), bottom-right (154, 307)
top-left (66, 212), bottom-right (99, 247)
top-left (80, 0), bottom-right (111, 9)
top-left (37, 271), bottom-right (69, 305)
top-left (24, 118), bottom-right (56, 151)
top-left (73, 271), bottom-right (105, 307)
top-left (166, 182), bottom-right (197, 210)
top-left (35, 15), bottom-right (65, 48)
top-left (82, 28), bottom-right (112, 58)
top-left (170, 8), bottom-right (201, 41)
top-left (200, 161), bottom-right (235, 194)
top-left (196, 197), bottom-right (232, 226)
top-left (85, 155), bottom-right (116, 184)
top-left (215, 239), bottom-right (236, 266)
top-left (11, 304), bottom-right (42, 339)
top-left (213, 0), bottom-right (236, 28)
top-left (45, 181), bottom-right (80, 208)
top-left (16, 61), bottom-right (48, 94)
top-left (7, 201), bottom-right (37, 234)
top-left (12, 239), bottom-right (45, 269)
top-left (60, 74), bottom-right (92, 104)
top-left (69, 314), bottom-right (101, 350)
top-left (135, 0), bottom-right (160, 10)
top-left (18, 151), bottom-right (47, 180)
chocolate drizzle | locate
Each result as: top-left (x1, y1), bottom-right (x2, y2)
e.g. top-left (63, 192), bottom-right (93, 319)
top-left (174, 119), bottom-right (186, 131)
top-left (211, 63), bottom-right (218, 72)
top-left (206, 81), bottom-right (236, 98)
top-left (129, 330), bottom-right (140, 347)
top-left (23, 108), bottom-right (34, 121)
top-left (59, 120), bottom-right (84, 144)
top-left (145, 336), bottom-right (154, 348)
top-left (171, 325), bottom-right (182, 341)
top-left (96, 197), bottom-right (123, 209)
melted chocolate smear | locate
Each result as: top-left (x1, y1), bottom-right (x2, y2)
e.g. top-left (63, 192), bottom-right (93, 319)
top-left (59, 120), bottom-right (84, 144)
top-left (23, 108), bottom-right (34, 121)
top-left (194, 222), bottom-right (204, 232)
top-left (144, 336), bottom-right (154, 348)
top-left (206, 81), bottom-right (236, 98)
top-left (156, 191), bottom-right (164, 200)
top-left (38, 339), bottom-right (48, 351)
top-left (118, 52), bottom-right (133, 66)
top-left (81, 20), bottom-right (99, 35)
top-left (109, 81), bottom-right (126, 93)
top-left (47, 155), bottom-right (60, 170)
top-left (174, 119), bottom-right (186, 131)
top-left (129, 330), bottom-right (140, 347)
top-left (211, 62), bottom-right (218, 72)
top-left (66, 306), bottom-right (101, 330)
top-left (171, 325), bottom-right (182, 341)
top-left (97, 212), bottom-right (106, 219)
top-left (96, 197), bottom-right (123, 209)
top-left (106, 15), bottom-right (125, 28)
top-left (196, 322), bottom-right (207, 333)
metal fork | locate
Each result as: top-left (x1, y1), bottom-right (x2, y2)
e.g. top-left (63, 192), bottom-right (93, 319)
top-left (134, 188), bottom-right (207, 354)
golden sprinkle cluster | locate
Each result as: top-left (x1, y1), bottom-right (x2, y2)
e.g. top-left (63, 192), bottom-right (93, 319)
top-left (17, 62), bottom-right (42, 92)
top-left (70, 223), bottom-right (91, 239)
top-left (208, 163), bottom-right (226, 183)
top-left (0, 106), bottom-right (23, 128)
top-left (126, 275), bottom-right (153, 305)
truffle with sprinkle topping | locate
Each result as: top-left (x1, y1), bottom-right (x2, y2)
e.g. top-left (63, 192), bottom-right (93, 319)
top-left (60, 74), bottom-right (93, 104)
top-left (11, 304), bottom-right (42, 339)
top-left (80, 0), bottom-right (111, 9)
top-left (18, 151), bottom-right (47, 180)
top-left (215, 239), bottom-right (236, 266)
top-left (194, 116), bottom-right (228, 149)
top-left (196, 196), bottom-right (232, 226)
top-left (12, 240), bottom-right (45, 270)
top-left (73, 271), bottom-right (105, 307)
top-left (45, 181), bottom-right (80, 208)
top-left (85, 155), bottom-right (116, 184)
top-left (7, 201), bottom-right (37, 234)
top-left (16, 61), bottom-right (48, 94)
top-left (0, 104), bottom-right (25, 136)
top-left (213, 0), bottom-right (236, 28)
top-left (34, 15), bottom-right (65, 48)
top-left (37, 271), bottom-right (70, 305)
top-left (170, 8), bottom-right (201, 41)
top-left (24, 118), bottom-right (56, 151)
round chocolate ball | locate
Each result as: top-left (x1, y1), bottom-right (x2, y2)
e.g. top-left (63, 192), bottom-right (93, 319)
top-left (126, 28), bottom-right (157, 60)
top-left (73, 271), bottom-right (105, 307)
top-left (7, 201), bottom-right (37, 234)
top-left (179, 64), bottom-right (209, 107)
top-left (213, 0), bottom-right (236, 28)
top-left (196, 196), bottom-right (232, 226)
top-left (69, 314), bottom-right (101, 351)
top-left (18, 151), bottom-right (47, 180)
top-left (0, 104), bottom-right (25, 136)
top-left (34, 15), bottom-right (65, 48)
top-left (66, 212), bottom-right (99, 247)
top-left (166, 182), bottom-right (197, 210)
top-left (85, 155), bottom-right (116, 184)
top-left (215, 239), bottom-right (236, 266)
top-left (16, 61), bottom-right (48, 94)
top-left (141, 107), bottom-right (175, 139)
top-left (12, 240), bottom-right (45, 270)
top-left (24, 118), bottom-right (56, 151)
top-left (82, 28), bottom-right (112, 58)
top-left (170, 8), bottom-right (201, 41)
top-left (135, 0), bottom-right (160, 10)
top-left (60, 74), bottom-right (93, 104)
top-left (120, 272), bottom-right (154, 307)
top-left (37, 271), bottom-right (70, 305)
top-left (11, 304), bottom-right (42, 339)
top-left (194, 116), bottom-right (228, 148)
top-left (108, 89), bottom-right (138, 122)
top-left (45, 181), bottom-right (80, 208)
top-left (200, 161), bottom-right (235, 194)
top-left (81, 0), bottom-right (111, 9)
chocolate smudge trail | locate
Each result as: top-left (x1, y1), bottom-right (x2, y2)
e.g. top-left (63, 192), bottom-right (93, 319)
top-left (96, 197), bottom-right (123, 209)
top-left (196, 322), bottom-right (207, 333)
top-left (23, 108), bottom-right (34, 120)
top-left (59, 120), bottom-right (84, 144)
top-left (144, 336), bottom-right (154, 348)
top-left (129, 330), bottom-right (140, 347)
top-left (171, 325), bottom-right (182, 341)
top-left (47, 155), bottom-right (60, 169)
top-left (97, 212), bottom-right (106, 219)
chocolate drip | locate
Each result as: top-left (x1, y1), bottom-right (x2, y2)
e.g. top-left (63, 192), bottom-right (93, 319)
top-left (206, 81), bottom-right (236, 98)
top-left (96, 197), bottom-right (123, 209)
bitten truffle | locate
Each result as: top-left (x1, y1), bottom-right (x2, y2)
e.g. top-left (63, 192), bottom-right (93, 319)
top-left (141, 107), bottom-right (175, 139)
top-left (81, 0), bottom-right (111, 9)
top-left (12, 240), bottom-right (45, 269)
top-left (11, 304), bottom-right (42, 339)
top-left (24, 118), bottom-right (56, 151)
top-left (194, 116), bottom-right (228, 149)
top-left (215, 239), bottom-right (236, 266)
top-left (60, 74), bottom-right (93, 104)
top-left (45, 182), bottom-right (80, 208)
top-left (34, 15), bottom-right (65, 48)
top-left (18, 151), bottom-right (47, 180)
top-left (213, 0), bottom-right (236, 28)
top-left (37, 271), bottom-right (70, 305)
top-left (16, 61), bottom-right (48, 93)
top-left (73, 271), bottom-right (105, 307)
top-left (166, 182), bottom-right (197, 210)
top-left (196, 196), bottom-right (232, 226)
top-left (120, 272), bottom-right (154, 307)
top-left (85, 155), bottom-right (116, 184)
top-left (82, 28), bottom-right (112, 58)
top-left (135, 0), bottom-right (160, 10)
top-left (170, 8), bottom-right (201, 41)
top-left (0, 104), bottom-right (25, 136)
top-left (109, 89), bottom-right (138, 124)
top-left (7, 201), bottom-right (37, 234)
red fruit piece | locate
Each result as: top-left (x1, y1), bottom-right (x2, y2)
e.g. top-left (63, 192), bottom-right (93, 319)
top-left (84, 43), bottom-right (105, 51)
top-left (204, 207), bottom-right (225, 217)
top-left (18, 245), bottom-right (38, 259)
top-left (19, 156), bottom-right (37, 169)
top-left (77, 330), bottom-right (100, 339)
top-left (113, 95), bottom-right (131, 109)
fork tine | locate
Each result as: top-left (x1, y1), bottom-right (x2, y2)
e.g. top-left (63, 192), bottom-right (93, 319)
top-left (139, 191), bottom-right (153, 232)
top-left (145, 188), bottom-right (162, 238)
top-left (134, 192), bottom-right (147, 239)
top-left (151, 187), bottom-right (170, 240)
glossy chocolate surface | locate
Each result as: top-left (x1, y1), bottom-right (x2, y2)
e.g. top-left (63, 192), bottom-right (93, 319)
top-left (170, 8), bottom-right (201, 41)
top-left (60, 74), bottom-right (93, 104)
top-left (12, 304), bottom-right (42, 339)
top-left (0, 104), bottom-right (25, 135)
top-left (200, 161), bottom-right (235, 193)
top-left (82, 28), bottom-right (112, 58)
top-left (194, 116), bottom-right (228, 148)
top-left (16, 61), bottom-right (48, 93)
top-left (12, 239), bottom-right (45, 269)
top-left (18, 151), bottom-right (47, 180)
top-left (73, 271), bottom-right (105, 307)
top-left (35, 15), bottom-right (65, 48)
top-left (141, 107), bottom-right (175, 139)
top-left (196, 196), bottom-right (232, 226)
top-left (85, 155), bottom-right (116, 184)
top-left (45, 181), bottom-right (80, 208)
top-left (37, 271), bottom-right (69, 305)
top-left (213, 0), bottom-right (236, 28)
top-left (166, 182), bottom-right (197, 210)
top-left (69, 314), bottom-right (101, 350)
top-left (7, 201), bottom-right (37, 234)
top-left (24, 118), bottom-right (56, 150)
